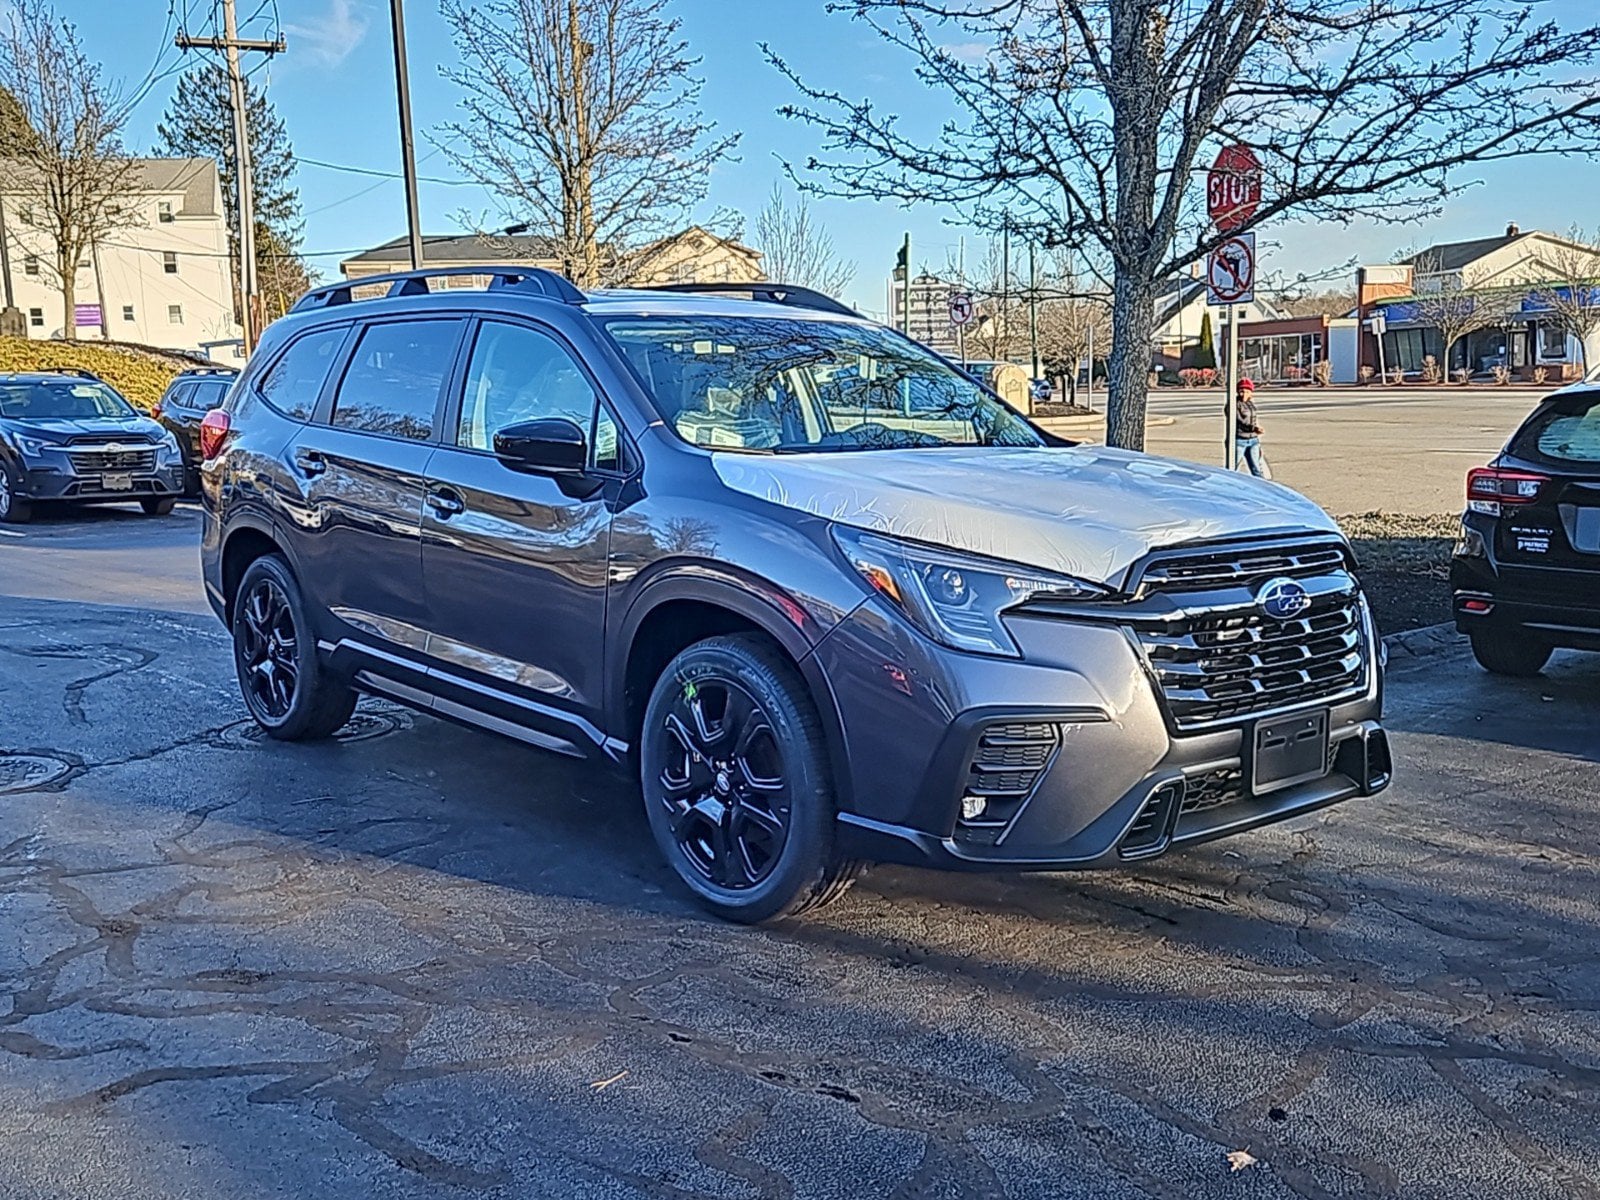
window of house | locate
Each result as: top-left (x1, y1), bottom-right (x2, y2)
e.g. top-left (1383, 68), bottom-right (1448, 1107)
top-left (457, 320), bottom-right (600, 457)
top-left (163, 252), bottom-right (178, 274)
top-left (23, 255), bottom-right (37, 276)
top-left (168, 304), bottom-right (183, 325)
top-left (257, 325), bottom-right (348, 421)
top-left (1539, 322), bottom-right (1567, 360)
top-left (77, 257), bottom-right (90, 269)
top-left (158, 200), bottom-right (174, 223)
top-left (17, 205), bottom-right (32, 226)
top-left (122, 305), bottom-right (135, 322)
top-left (28, 308), bottom-right (42, 327)
top-left (329, 319), bottom-right (464, 441)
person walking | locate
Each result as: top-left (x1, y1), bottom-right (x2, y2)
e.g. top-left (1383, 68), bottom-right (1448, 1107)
top-left (1234, 377), bottom-right (1271, 478)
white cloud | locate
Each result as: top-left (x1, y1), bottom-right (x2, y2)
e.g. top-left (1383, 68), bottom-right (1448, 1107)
top-left (940, 42), bottom-right (993, 65)
top-left (285, 0), bottom-right (370, 68)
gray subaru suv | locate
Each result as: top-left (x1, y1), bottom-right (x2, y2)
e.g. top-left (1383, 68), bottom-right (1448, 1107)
top-left (200, 267), bottom-right (1391, 922)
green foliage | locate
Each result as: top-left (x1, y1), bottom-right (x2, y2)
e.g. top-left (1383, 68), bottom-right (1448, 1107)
top-left (1194, 310), bottom-right (1217, 369)
top-left (0, 85), bottom-right (38, 156)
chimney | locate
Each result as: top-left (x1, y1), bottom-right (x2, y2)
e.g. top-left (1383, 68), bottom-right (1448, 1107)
top-left (1506, 222), bottom-right (1521, 238)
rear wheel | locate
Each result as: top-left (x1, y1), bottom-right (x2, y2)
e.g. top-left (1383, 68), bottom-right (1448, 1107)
top-left (0, 465), bottom-right (32, 524)
top-left (640, 634), bottom-right (860, 924)
top-left (141, 496), bottom-right (176, 516)
top-left (232, 555), bottom-right (357, 740)
top-left (1469, 625), bottom-right (1552, 677)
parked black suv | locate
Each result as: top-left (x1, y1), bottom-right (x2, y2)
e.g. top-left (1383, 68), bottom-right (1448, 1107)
top-left (201, 268), bottom-right (1390, 922)
top-left (1453, 379), bottom-right (1600, 674)
top-left (0, 370), bottom-right (185, 522)
top-left (153, 366), bottom-right (238, 496)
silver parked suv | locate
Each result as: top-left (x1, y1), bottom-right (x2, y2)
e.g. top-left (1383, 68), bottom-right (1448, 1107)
top-left (201, 268), bottom-right (1391, 922)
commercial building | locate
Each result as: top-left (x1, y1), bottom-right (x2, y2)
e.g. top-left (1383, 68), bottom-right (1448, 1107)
top-left (0, 157), bottom-right (238, 352)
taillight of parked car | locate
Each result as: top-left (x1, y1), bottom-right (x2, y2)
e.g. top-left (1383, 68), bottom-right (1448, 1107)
top-left (150, 401), bottom-right (162, 419)
top-left (198, 409), bottom-right (232, 460)
top-left (1467, 466), bottom-right (1547, 516)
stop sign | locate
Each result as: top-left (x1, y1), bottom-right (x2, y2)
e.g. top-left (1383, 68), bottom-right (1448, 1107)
top-left (1208, 145), bottom-right (1261, 233)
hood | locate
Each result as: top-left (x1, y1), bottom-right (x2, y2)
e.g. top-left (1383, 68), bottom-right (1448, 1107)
top-left (1, 414), bottom-right (162, 444)
top-left (712, 445), bottom-right (1341, 586)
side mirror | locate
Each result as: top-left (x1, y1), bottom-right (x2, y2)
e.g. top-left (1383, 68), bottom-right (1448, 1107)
top-left (493, 417), bottom-right (588, 475)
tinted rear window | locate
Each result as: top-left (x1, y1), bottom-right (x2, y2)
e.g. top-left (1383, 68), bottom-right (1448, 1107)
top-left (258, 327), bottom-right (347, 420)
top-left (330, 319), bottom-right (463, 441)
top-left (1511, 391), bottom-right (1600, 464)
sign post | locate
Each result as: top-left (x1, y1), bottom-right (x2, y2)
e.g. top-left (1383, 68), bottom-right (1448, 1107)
top-left (1207, 144), bottom-right (1261, 469)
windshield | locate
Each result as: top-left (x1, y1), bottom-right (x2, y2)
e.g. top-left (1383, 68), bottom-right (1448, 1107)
top-left (0, 380), bottom-right (137, 420)
top-left (601, 316), bottom-right (1044, 453)
top-left (1511, 390), bottom-right (1600, 464)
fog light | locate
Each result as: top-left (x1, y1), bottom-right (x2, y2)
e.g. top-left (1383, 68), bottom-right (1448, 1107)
top-left (960, 794), bottom-right (988, 821)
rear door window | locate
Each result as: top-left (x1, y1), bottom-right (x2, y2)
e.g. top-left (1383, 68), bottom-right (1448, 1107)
top-left (258, 327), bottom-right (347, 420)
top-left (1512, 392), bottom-right (1600, 464)
top-left (190, 379), bottom-right (231, 411)
top-left (331, 319), bottom-right (464, 442)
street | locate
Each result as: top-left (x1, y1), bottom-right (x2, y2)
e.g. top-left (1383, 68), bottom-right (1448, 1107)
top-left (1139, 387), bottom-right (1531, 516)
top-left (2, 515), bottom-right (1598, 1199)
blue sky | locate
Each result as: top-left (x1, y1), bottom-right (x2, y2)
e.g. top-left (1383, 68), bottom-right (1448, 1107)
top-left (66, 0), bottom-right (1600, 316)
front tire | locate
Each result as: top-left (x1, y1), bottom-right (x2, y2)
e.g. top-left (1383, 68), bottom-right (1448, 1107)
top-left (141, 496), bottom-right (176, 516)
top-left (0, 465), bottom-right (32, 524)
top-left (232, 555), bottom-right (357, 740)
top-left (1469, 625), bottom-right (1553, 677)
top-left (640, 634), bottom-right (860, 924)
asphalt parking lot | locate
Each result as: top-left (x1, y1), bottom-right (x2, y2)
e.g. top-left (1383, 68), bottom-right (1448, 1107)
top-left (2, 510), bottom-right (1598, 1199)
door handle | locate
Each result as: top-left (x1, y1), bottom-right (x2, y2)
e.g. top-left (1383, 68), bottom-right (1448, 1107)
top-left (426, 487), bottom-right (465, 517)
top-left (292, 448), bottom-right (326, 477)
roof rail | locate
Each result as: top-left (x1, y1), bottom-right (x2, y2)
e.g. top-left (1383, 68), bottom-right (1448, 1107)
top-left (290, 265), bottom-right (586, 313)
top-left (178, 365), bottom-right (240, 376)
top-left (640, 282), bottom-right (858, 317)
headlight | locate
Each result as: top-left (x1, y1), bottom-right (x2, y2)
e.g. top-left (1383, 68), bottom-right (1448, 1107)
top-left (832, 526), bottom-right (1107, 657)
top-left (12, 433), bottom-right (49, 458)
top-left (159, 431), bottom-right (181, 454)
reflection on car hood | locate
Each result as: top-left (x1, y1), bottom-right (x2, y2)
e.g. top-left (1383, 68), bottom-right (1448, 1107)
top-left (0, 415), bottom-right (161, 443)
top-left (713, 444), bottom-right (1341, 586)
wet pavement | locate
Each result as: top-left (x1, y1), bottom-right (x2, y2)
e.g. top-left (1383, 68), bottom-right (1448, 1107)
top-left (1, 519), bottom-right (1598, 1199)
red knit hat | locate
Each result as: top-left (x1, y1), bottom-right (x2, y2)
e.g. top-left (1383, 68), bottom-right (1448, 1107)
top-left (1238, 378), bottom-right (1255, 392)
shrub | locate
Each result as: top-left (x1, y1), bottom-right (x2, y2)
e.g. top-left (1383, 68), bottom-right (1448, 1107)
top-left (1453, 367), bottom-right (1472, 385)
top-left (1178, 367), bottom-right (1218, 388)
top-left (1491, 365), bottom-right (1511, 386)
top-left (1532, 365), bottom-right (1549, 385)
top-left (1420, 355), bottom-right (1442, 384)
top-left (1359, 365), bottom-right (1375, 383)
top-left (1387, 368), bottom-right (1405, 385)
top-left (1313, 360), bottom-right (1333, 386)
top-left (0, 337), bottom-right (199, 411)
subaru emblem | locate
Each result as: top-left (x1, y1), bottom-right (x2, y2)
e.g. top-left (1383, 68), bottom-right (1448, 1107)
top-left (1258, 576), bottom-right (1312, 621)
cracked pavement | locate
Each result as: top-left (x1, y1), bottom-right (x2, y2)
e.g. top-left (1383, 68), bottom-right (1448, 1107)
top-left (1, 508), bottom-right (1599, 1198)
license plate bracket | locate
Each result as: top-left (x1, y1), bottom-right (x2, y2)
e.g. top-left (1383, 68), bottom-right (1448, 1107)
top-left (1251, 709), bottom-right (1330, 795)
top-left (101, 472), bottom-right (133, 491)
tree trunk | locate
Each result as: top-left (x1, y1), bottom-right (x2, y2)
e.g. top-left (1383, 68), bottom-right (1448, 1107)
top-left (61, 271), bottom-right (76, 341)
top-left (1105, 270), bottom-right (1155, 450)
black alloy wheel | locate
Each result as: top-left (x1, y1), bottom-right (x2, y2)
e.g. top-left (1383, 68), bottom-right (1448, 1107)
top-left (230, 555), bottom-right (357, 740)
top-left (236, 575), bottom-right (299, 720)
top-left (658, 676), bottom-right (791, 890)
top-left (641, 634), bottom-right (860, 923)
top-left (0, 465), bottom-right (31, 524)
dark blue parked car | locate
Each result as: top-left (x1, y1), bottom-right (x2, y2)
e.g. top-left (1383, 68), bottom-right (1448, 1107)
top-left (0, 371), bottom-right (185, 523)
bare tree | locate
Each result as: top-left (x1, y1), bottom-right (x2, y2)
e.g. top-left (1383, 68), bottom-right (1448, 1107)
top-left (1036, 295), bottom-right (1113, 384)
top-left (0, 0), bottom-right (136, 339)
top-left (754, 183), bottom-right (855, 297)
top-left (1410, 256), bottom-right (1513, 383)
top-left (769, 1), bottom-right (1600, 448)
top-left (438, 0), bottom-right (739, 288)
top-left (949, 237), bottom-right (1021, 360)
top-left (1530, 228), bottom-right (1600, 373)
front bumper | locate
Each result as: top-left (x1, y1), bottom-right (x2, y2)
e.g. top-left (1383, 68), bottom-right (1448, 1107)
top-left (1452, 513), bottom-right (1600, 649)
top-left (11, 458), bottom-right (184, 503)
top-left (815, 598), bottom-right (1389, 872)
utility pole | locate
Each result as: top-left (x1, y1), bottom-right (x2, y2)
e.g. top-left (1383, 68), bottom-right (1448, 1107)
top-left (176, 2), bottom-right (284, 354)
top-left (389, 0), bottom-right (425, 270)
top-left (1000, 221), bottom-right (1010, 361)
top-left (1028, 242), bottom-right (1040, 380)
top-left (902, 233), bottom-right (912, 338)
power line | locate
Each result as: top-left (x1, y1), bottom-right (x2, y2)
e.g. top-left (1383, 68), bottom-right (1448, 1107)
top-left (298, 157), bottom-right (476, 187)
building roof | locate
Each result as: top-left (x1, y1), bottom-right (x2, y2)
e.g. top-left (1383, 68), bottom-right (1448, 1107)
top-left (341, 232), bottom-right (565, 269)
top-left (620, 225), bottom-right (761, 276)
top-left (1400, 233), bottom-right (1528, 273)
top-left (0, 155), bottom-right (220, 216)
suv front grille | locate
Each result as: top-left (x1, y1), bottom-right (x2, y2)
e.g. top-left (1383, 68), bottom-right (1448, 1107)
top-left (1130, 539), bottom-right (1369, 728)
top-left (68, 445), bottom-right (157, 473)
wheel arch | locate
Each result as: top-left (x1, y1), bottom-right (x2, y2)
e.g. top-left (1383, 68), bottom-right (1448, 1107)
top-left (219, 518), bottom-right (288, 625)
top-left (614, 579), bottom-right (857, 816)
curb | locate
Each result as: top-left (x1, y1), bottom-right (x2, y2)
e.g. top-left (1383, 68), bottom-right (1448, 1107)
top-left (1381, 621), bottom-right (1462, 658)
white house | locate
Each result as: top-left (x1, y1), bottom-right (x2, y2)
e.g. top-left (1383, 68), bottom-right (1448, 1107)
top-left (1152, 276), bottom-right (1282, 373)
top-left (0, 157), bottom-right (239, 352)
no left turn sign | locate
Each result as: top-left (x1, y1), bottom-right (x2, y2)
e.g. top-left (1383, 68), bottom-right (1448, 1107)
top-left (1206, 233), bottom-right (1256, 305)
top-left (948, 292), bottom-right (975, 327)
